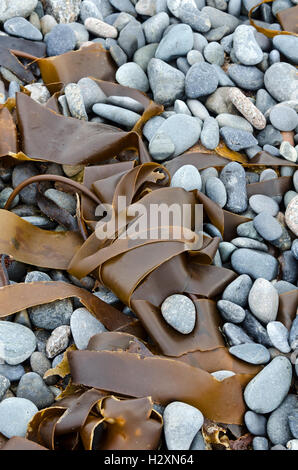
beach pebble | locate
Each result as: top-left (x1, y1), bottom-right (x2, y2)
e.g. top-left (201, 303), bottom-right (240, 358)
top-left (155, 114), bottom-right (201, 156)
top-left (185, 62), bottom-right (218, 99)
top-left (220, 161), bottom-right (248, 213)
top-left (248, 278), bottom-right (279, 324)
top-left (211, 370), bottom-right (236, 381)
top-left (148, 58), bottom-right (185, 106)
top-left (222, 274), bottom-right (252, 307)
top-left (244, 411), bottom-right (267, 436)
top-left (0, 364), bottom-right (25, 382)
top-left (155, 23), bottom-right (193, 62)
top-left (220, 126), bottom-right (258, 151)
top-left (4, 17), bottom-right (42, 41)
top-left (17, 372), bottom-right (54, 409)
top-left (46, 24), bottom-right (76, 56)
top-left (216, 114), bottom-right (253, 133)
top-left (143, 12), bottom-right (170, 43)
top-left (267, 322), bottom-right (291, 353)
top-left (70, 308), bottom-right (107, 350)
top-left (253, 212), bottom-right (283, 242)
top-left (205, 177), bottom-right (227, 207)
top-left (264, 63), bottom-right (298, 103)
top-left (65, 83), bottom-right (88, 121)
top-left (0, 322), bottom-right (36, 366)
top-left (237, 221), bottom-right (263, 241)
top-left (92, 103), bottom-right (141, 128)
top-left (229, 88), bottom-right (266, 130)
top-left (29, 299), bottom-right (73, 330)
top-left (163, 402), bottom-right (204, 450)
top-left (272, 35), bottom-right (298, 65)
top-left (269, 106), bottom-right (298, 132)
top-left (149, 131), bottom-right (175, 161)
top-left (228, 65), bottom-right (264, 91)
top-left (178, 4), bottom-right (211, 33)
top-left (204, 42), bottom-right (224, 66)
top-left (222, 323), bottom-right (254, 346)
top-left (77, 77), bottom-right (106, 112)
top-left (171, 165), bottom-right (202, 192)
top-left (285, 195), bottom-right (298, 236)
top-left (267, 395), bottom-right (297, 445)
top-left (84, 17), bottom-right (117, 38)
top-left (45, 326), bottom-right (71, 359)
top-left (229, 343), bottom-right (270, 364)
top-left (249, 194), bottom-right (279, 216)
top-left (231, 249), bottom-right (279, 280)
top-left (161, 294), bottom-right (196, 334)
top-left (200, 117), bottom-right (219, 150)
top-left (233, 25), bottom-right (263, 65)
top-left (217, 300), bottom-right (245, 323)
top-left (253, 437), bottom-right (269, 450)
top-left (280, 141), bottom-right (298, 163)
top-left (116, 62), bottom-right (149, 92)
top-left (0, 397), bottom-right (38, 438)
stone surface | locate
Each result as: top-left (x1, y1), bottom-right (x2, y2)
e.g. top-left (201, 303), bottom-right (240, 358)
top-left (154, 115), bottom-right (201, 156)
top-left (4, 17), bottom-right (42, 41)
top-left (46, 325), bottom-right (71, 359)
top-left (17, 372), bottom-right (54, 409)
top-left (285, 195), bottom-right (298, 236)
top-left (70, 308), bottom-right (107, 350)
top-left (244, 411), bottom-right (267, 436)
top-left (205, 177), bottom-right (227, 207)
top-left (143, 12), bottom-right (169, 43)
top-left (0, 397), bottom-right (38, 438)
top-left (29, 299), bottom-right (73, 330)
top-left (272, 35), bottom-right (298, 65)
top-left (149, 131), bottom-right (175, 161)
top-left (222, 274), bottom-right (252, 307)
top-left (288, 409), bottom-right (298, 439)
top-left (92, 103), bottom-right (141, 128)
top-left (267, 321), bottom-right (291, 353)
top-left (46, 0), bottom-right (81, 23)
top-left (161, 294), bottom-right (196, 334)
top-left (84, 17), bottom-right (118, 38)
top-left (267, 395), bottom-right (297, 445)
top-left (220, 161), bottom-right (247, 213)
top-left (155, 23), bottom-right (193, 62)
top-left (77, 77), bottom-right (106, 112)
top-left (222, 323), bottom-right (254, 346)
top-left (201, 7), bottom-right (240, 33)
top-left (44, 188), bottom-right (76, 215)
top-left (116, 62), bottom-right (149, 92)
top-left (249, 194), bottom-right (279, 216)
top-left (204, 42), bottom-right (224, 66)
top-left (228, 65), bottom-right (264, 91)
top-left (46, 24), bottom-right (76, 56)
top-left (0, 364), bottom-right (25, 382)
top-left (280, 141), bottom-right (297, 162)
top-left (244, 356), bottom-right (292, 414)
top-left (252, 437), bottom-right (269, 450)
top-left (220, 126), bottom-right (258, 151)
top-left (231, 249), bottom-right (279, 281)
top-left (242, 311), bottom-right (273, 347)
top-left (229, 343), bottom-right (270, 364)
top-left (217, 300), bottom-right (245, 323)
top-left (147, 58), bottom-right (185, 106)
top-left (0, 322), bottom-right (36, 366)
top-left (253, 212), bottom-right (283, 241)
top-left (163, 401), bottom-right (204, 450)
top-left (200, 117), bottom-right (219, 150)
top-left (248, 278), bottom-right (279, 324)
top-left (264, 63), bottom-right (298, 102)
top-left (185, 62), bottom-right (218, 98)
top-left (233, 25), bottom-right (263, 65)
top-left (269, 106), bottom-right (298, 132)
top-left (216, 113), bottom-right (253, 133)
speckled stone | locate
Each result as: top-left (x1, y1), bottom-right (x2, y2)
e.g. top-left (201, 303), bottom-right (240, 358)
top-left (253, 437), bottom-right (269, 450)
top-left (249, 194), bottom-right (279, 216)
top-left (84, 17), bottom-right (118, 38)
top-left (161, 294), bottom-right (196, 334)
top-left (222, 323), bottom-right (254, 346)
top-left (229, 343), bottom-right (270, 364)
top-left (0, 397), bottom-right (38, 438)
top-left (45, 326), bottom-right (71, 359)
top-left (253, 212), bottom-right (283, 242)
top-left (16, 372), bottom-right (54, 409)
top-left (280, 141), bottom-right (297, 163)
top-left (217, 300), bottom-right (245, 323)
top-left (4, 17), bottom-right (43, 41)
top-left (205, 177), bottom-right (227, 207)
top-left (242, 311), bottom-right (273, 347)
top-left (147, 58), bottom-right (185, 106)
top-left (29, 299), bottom-right (73, 330)
top-left (46, 0), bottom-right (81, 23)
top-left (285, 195), bottom-right (298, 236)
top-left (46, 24), bottom-right (76, 56)
top-left (222, 274), bottom-right (252, 307)
top-left (220, 161), bottom-right (248, 213)
top-left (264, 62), bottom-right (298, 103)
top-left (229, 88), bottom-right (266, 130)
top-left (267, 395), bottom-right (297, 445)
top-left (163, 401), bottom-right (204, 450)
top-left (267, 321), bottom-right (291, 353)
top-left (231, 249), bottom-right (279, 281)
top-left (70, 308), bottom-right (107, 350)
top-left (228, 64), bottom-right (264, 91)
top-left (220, 126), bottom-right (258, 151)
top-left (65, 83), bottom-right (88, 121)
top-left (248, 278), bottom-right (279, 324)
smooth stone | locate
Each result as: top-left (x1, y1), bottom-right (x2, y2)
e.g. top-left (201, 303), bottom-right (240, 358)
top-left (272, 35), bottom-right (298, 65)
top-left (0, 364), bottom-right (25, 382)
top-left (274, 280), bottom-right (297, 296)
top-left (29, 299), bottom-right (73, 330)
top-left (204, 223), bottom-right (223, 240)
top-left (174, 100), bottom-right (191, 116)
top-left (0, 187), bottom-right (19, 209)
top-left (143, 116), bottom-right (165, 141)
top-left (280, 141), bottom-right (298, 162)
top-left (40, 14), bottom-right (57, 35)
top-left (4, 17), bottom-right (42, 40)
top-left (249, 194), bottom-right (279, 216)
top-left (143, 12), bottom-right (169, 43)
top-left (170, 165), bottom-right (202, 192)
top-left (211, 370), bottom-right (236, 381)
top-left (64, 83), bottom-right (88, 121)
top-left (229, 88), bottom-right (266, 130)
top-left (12, 163), bottom-right (38, 206)
top-left (216, 114), bottom-right (253, 133)
top-left (205, 87), bottom-right (237, 115)
top-left (45, 326), bottom-right (71, 359)
top-left (110, 43), bottom-right (127, 66)
top-left (70, 308), bottom-right (107, 350)
top-left (220, 126), bottom-right (258, 151)
top-left (149, 131), bottom-right (175, 161)
top-left (284, 190), bottom-right (298, 208)
top-left (161, 294), bottom-right (196, 334)
top-left (248, 278), bottom-right (279, 324)
top-left (244, 356), bottom-right (292, 414)
top-left (237, 221), bottom-right (263, 241)
top-left (200, 167), bottom-right (218, 193)
top-left (201, 7), bottom-right (240, 33)
top-left (46, 24), bottom-right (76, 56)
top-left (269, 106), bottom-right (298, 132)
top-left (233, 25), bottom-right (263, 66)
top-left (217, 300), bottom-right (245, 323)
top-left (220, 161), bottom-right (248, 213)
top-left (155, 23), bottom-right (193, 62)
top-left (30, 351), bottom-right (51, 379)
top-left (0, 375), bottom-right (10, 400)
top-left (264, 63), bottom-right (298, 103)
top-left (229, 343), bottom-right (270, 364)
top-left (222, 323), bottom-right (254, 346)
top-left (17, 372), bottom-right (54, 409)
top-left (155, 115), bottom-right (201, 156)
top-left (178, 4), bottom-right (211, 33)
top-left (147, 58), bottom-right (185, 106)
top-left (203, 42), bottom-right (224, 66)
top-left (163, 401), bottom-right (204, 450)
top-left (288, 409), bottom-right (298, 439)
top-left (212, 64), bottom-right (235, 87)
top-left (77, 77), bottom-right (106, 113)
top-left (80, 0), bottom-right (102, 22)
top-left (231, 237), bottom-right (268, 252)
top-left (0, 0), bottom-right (38, 22)
top-left (253, 212), bottom-right (283, 241)
top-left (267, 321), bottom-right (291, 354)
top-left (44, 188), bottom-right (76, 215)
top-left (93, 287), bottom-right (120, 307)
top-left (84, 17), bottom-right (118, 38)
top-left (253, 437), bottom-right (269, 450)
top-left (205, 177), bottom-right (226, 207)
top-left (92, 103), bottom-right (141, 128)
top-left (228, 65), bottom-right (264, 91)
top-left (218, 241), bottom-right (237, 262)
top-left (222, 274), bottom-right (252, 307)
top-left (185, 62), bottom-right (218, 98)
top-left (0, 397), bottom-right (38, 438)
top-left (135, 0), bottom-right (156, 15)
top-left (267, 395), bottom-right (297, 445)
top-left (116, 62), bottom-right (149, 92)
top-left (187, 50), bottom-right (204, 66)
top-left (193, 32), bottom-right (208, 52)
top-left (107, 96), bottom-right (144, 114)
top-left (231, 249), bottom-right (279, 281)
top-left (118, 21), bottom-right (145, 58)
top-left (200, 117), bottom-right (219, 150)
top-left (242, 311), bottom-right (273, 347)
top-left (34, 330), bottom-right (50, 355)
top-left (263, 144), bottom-right (280, 157)
top-left (187, 100), bottom-right (209, 120)
top-left (190, 430), bottom-right (206, 450)
top-left (285, 195), bottom-right (298, 236)
top-left (0, 322), bottom-right (36, 366)
top-left (133, 43), bottom-right (158, 71)
top-left (260, 168), bottom-right (278, 182)
top-left (244, 411), bottom-right (267, 436)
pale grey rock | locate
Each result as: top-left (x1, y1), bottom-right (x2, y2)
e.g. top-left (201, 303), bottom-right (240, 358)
top-left (0, 322), bottom-right (36, 366)
top-left (161, 294), bottom-right (196, 334)
top-left (148, 58), bottom-right (185, 106)
top-left (233, 25), bottom-right (263, 66)
top-left (0, 397), bottom-right (38, 438)
top-left (164, 401), bottom-right (204, 450)
top-left (267, 321), bottom-right (291, 353)
top-left (248, 278), bottom-right (279, 324)
top-left (70, 308), bottom-right (107, 350)
top-left (116, 62), bottom-right (149, 92)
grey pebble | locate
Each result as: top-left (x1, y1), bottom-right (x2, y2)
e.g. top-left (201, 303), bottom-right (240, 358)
top-left (0, 397), bottom-right (38, 438)
top-left (148, 58), bottom-right (185, 106)
top-left (260, 168), bottom-right (278, 181)
top-left (204, 42), bottom-right (224, 66)
top-left (155, 115), bottom-right (201, 156)
top-left (0, 364), bottom-right (25, 382)
top-left (267, 395), bottom-right (297, 445)
top-left (231, 237), bottom-right (268, 252)
top-left (256, 89), bottom-right (277, 115)
top-left (200, 117), bottom-right (219, 150)
top-left (267, 321), bottom-right (290, 354)
top-left (220, 161), bottom-right (248, 213)
top-left (231, 249), bottom-right (279, 280)
top-left (0, 322), bottom-right (36, 366)
top-left (25, 271), bottom-right (51, 283)
top-left (219, 241), bottom-right (237, 262)
top-left (253, 437), bottom-right (269, 450)
top-left (46, 24), bottom-right (76, 56)
top-left (46, 325), bottom-right (71, 359)
top-left (78, 77), bottom-right (106, 113)
top-left (249, 194), bottom-right (279, 216)
top-left (92, 103), bottom-right (141, 128)
top-left (44, 188), bottom-right (76, 215)
top-left (201, 7), bottom-right (240, 33)
top-left (155, 23), bottom-right (193, 62)
top-left (263, 144), bottom-right (280, 157)
top-left (220, 126), bottom-right (258, 151)
top-left (229, 343), bottom-right (270, 364)
top-left (185, 62), bottom-right (218, 98)
top-left (171, 165), bottom-right (202, 192)
top-left (143, 12), bottom-right (170, 43)
top-left (30, 351), bottom-right (52, 378)
top-left (29, 299), bottom-right (73, 330)
top-left (4, 17), bottom-right (42, 41)
top-left (242, 310), bottom-right (272, 347)
top-left (264, 62), bottom-right (298, 103)
top-left (222, 274), bottom-right (252, 307)
top-left (269, 105), bottom-right (298, 132)
top-left (65, 83), bottom-right (88, 121)
top-left (70, 308), bottom-right (107, 350)
top-left (257, 125), bottom-right (282, 147)
top-left (205, 176), bottom-right (227, 207)
top-left (163, 401), bottom-right (204, 450)
top-left (17, 372), bottom-right (54, 409)
top-left (149, 131), bottom-right (175, 161)
top-left (233, 25), bottom-right (263, 66)
top-left (272, 35), bottom-right (298, 65)
top-left (222, 323), bottom-right (254, 346)
top-left (217, 300), bottom-right (245, 323)
top-left (12, 163), bottom-right (38, 206)
top-left (274, 280), bottom-right (297, 296)
top-left (110, 43), bottom-right (127, 66)
top-left (228, 64), bottom-right (264, 91)
top-left (248, 278), bottom-right (279, 324)
top-left (245, 411), bottom-right (267, 436)
top-left (237, 221), bottom-right (263, 241)
top-left (116, 62), bottom-right (149, 92)
top-left (216, 114), bottom-right (253, 133)
top-left (161, 294), bottom-right (196, 334)
top-left (187, 50), bottom-right (204, 66)
top-left (253, 212), bottom-right (283, 242)
top-left (143, 116), bottom-right (165, 141)
top-left (178, 4), bottom-right (211, 33)
top-left (107, 95), bottom-right (144, 114)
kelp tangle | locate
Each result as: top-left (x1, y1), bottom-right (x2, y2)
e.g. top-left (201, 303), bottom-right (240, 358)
top-left (0, 40), bottom-right (297, 451)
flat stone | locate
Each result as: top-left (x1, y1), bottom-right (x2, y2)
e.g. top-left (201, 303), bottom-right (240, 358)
top-left (161, 294), bottom-right (196, 334)
top-left (229, 343), bottom-right (270, 364)
top-left (249, 194), bottom-right (279, 216)
top-left (148, 58), bottom-right (185, 106)
top-left (170, 164), bottom-right (201, 191)
top-left (178, 4), bottom-right (211, 33)
top-left (45, 325), bottom-right (71, 359)
top-left (216, 113), bottom-right (253, 133)
top-left (269, 106), bottom-right (298, 132)
top-left (231, 249), bottom-right (279, 280)
top-left (77, 77), bottom-right (106, 113)
top-left (219, 241), bottom-right (237, 262)
top-left (65, 83), bottom-right (88, 121)
top-left (4, 17), bottom-right (42, 41)
top-left (110, 43), bottom-right (127, 66)
top-left (155, 23), bottom-right (193, 62)
top-left (220, 126), bottom-right (258, 151)
top-left (46, 24), bottom-right (76, 56)
top-left (163, 401), bottom-right (204, 450)
top-left (248, 278), bottom-right (279, 324)
top-left (272, 35), bottom-right (298, 65)
top-left (155, 114), bottom-right (201, 156)
top-left (222, 323), bottom-right (254, 346)
top-left (285, 195), bottom-right (298, 236)
top-left (92, 103), bottom-right (141, 128)
top-left (93, 287), bottom-right (120, 307)
top-left (219, 161), bottom-right (248, 213)
top-left (201, 6), bottom-right (240, 33)
top-left (222, 274), bottom-right (252, 307)
top-left (29, 299), bottom-right (73, 330)
top-left (70, 307), bottom-right (107, 350)
top-left (133, 43), bottom-right (158, 71)
top-left (228, 64), bottom-right (264, 91)
top-left (264, 62), bottom-right (298, 102)
top-left (244, 356), bottom-right (292, 414)
top-left (231, 237), bottom-right (268, 252)
top-left (200, 117), bottom-right (219, 150)
top-left (233, 25), bottom-right (263, 65)
top-left (267, 321), bottom-right (291, 353)
top-left (257, 125), bottom-right (283, 147)
top-left (253, 212), bottom-right (283, 241)
top-left (185, 62), bottom-right (218, 98)
top-left (244, 411), bottom-right (267, 436)
top-left (149, 131), bottom-right (175, 161)
top-left (217, 300), bottom-right (245, 323)
top-left (143, 12), bottom-right (169, 43)
top-left (17, 372), bottom-right (54, 409)
top-left (0, 397), bottom-right (38, 438)
top-left (84, 17), bottom-right (117, 38)
top-left (0, 322), bottom-right (36, 366)
top-left (205, 176), bottom-right (227, 207)
top-left (267, 395), bottom-right (297, 445)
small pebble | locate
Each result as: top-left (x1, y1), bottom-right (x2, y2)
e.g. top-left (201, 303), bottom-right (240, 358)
top-left (17, 372), bottom-right (54, 409)
top-left (161, 294), bottom-right (196, 334)
top-left (45, 326), bottom-right (71, 359)
top-left (267, 321), bottom-right (291, 353)
top-left (163, 402), bottom-right (204, 450)
top-left (0, 397), bottom-right (38, 438)
top-left (222, 323), bottom-right (254, 346)
top-left (217, 300), bottom-right (245, 323)
top-left (70, 308), bottom-right (107, 350)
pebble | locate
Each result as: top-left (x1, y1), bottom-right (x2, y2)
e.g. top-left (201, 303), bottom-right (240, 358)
top-left (273, 280), bottom-right (297, 296)
top-left (84, 17), bottom-right (118, 38)
top-left (200, 117), bottom-right (219, 150)
top-left (17, 372), bottom-right (54, 409)
top-left (220, 126), bottom-right (258, 151)
top-left (288, 409), bottom-right (298, 439)
top-left (45, 325), bottom-right (71, 359)
top-left (206, 87), bottom-right (237, 115)
top-left (267, 321), bottom-right (291, 354)
top-left (30, 352), bottom-right (52, 378)
top-left (185, 62), bottom-right (218, 99)
top-left (40, 15), bottom-right (57, 35)
top-left (211, 370), bottom-right (236, 381)
top-left (77, 77), bottom-right (106, 113)
top-left (135, 0), bottom-right (156, 16)
top-left (64, 83), bottom-right (88, 121)
top-left (244, 411), bottom-right (267, 436)
top-left (244, 356), bottom-right (292, 414)
top-left (47, 0), bottom-right (81, 23)
top-left (186, 100), bottom-right (209, 120)
top-left (12, 163), bottom-right (38, 206)
top-left (110, 43), bottom-right (128, 66)
top-left (4, 17), bottom-right (42, 41)
top-left (204, 42), bottom-right (224, 66)
top-left (0, 322), bottom-right (36, 366)
top-left (222, 323), bottom-right (254, 346)
top-left (269, 106), bottom-right (298, 132)
top-left (216, 113), bottom-right (253, 133)
top-left (0, 187), bottom-right (19, 209)
top-left (80, 0), bottom-right (102, 22)
top-left (259, 168), bottom-right (278, 182)
top-left (163, 402), bottom-right (204, 450)
top-left (267, 395), bottom-right (297, 445)
top-left (285, 195), bottom-right (298, 236)
top-left (287, 439), bottom-right (298, 450)
top-left (263, 144), bottom-right (280, 157)
top-left (170, 165), bottom-right (202, 192)
top-left (118, 21), bottom-right (145, 58)
top-left (92, 103), bottom-right (141, 128)
top-left (46, 24), bottom-right (76, 56)
top-left (212, 64), bottom-right (235, 87)
top-left (229, 343), bottom-right (270, 364)
top-left (248, 278), bottom-right (279, 324)
top-left (217, 300), bottom-right (245, 323)
top-left (133, 43), bottom-right (158, 70)
top-left (93, 287), bottom-right (120, 307)
top-left (228, 65), bottom-right (264, 91)
top-left (222, 274), bottom-right (252, 307)
top-left (190, 430), bottom-right (206, 450)
top-left (272, 35), bottom-right (298, 65)
top-left (154, 115), bottom-right (201, 156)
top-left (25, 83), bottom-right (50, 105)
top-left (233, 25), bottom-right (263, 66)
top-left (29, 299), bottom-right (73, 330)
top-left (237, 221), bottom-right (263, 241)
top-left (0, 0), bottom-right (38, 22)
top-left (205, 177), bottom-right (227, 207)
top-left (252, 437), bottom-right (269, 450)
top-left (0, 364), bottom-right (25, 382)
top-left (116, 62), bottom-right (149, 92)
top-left (70, 308), bottom-right (107, 350)
top-left (201, 7), bottom-right (240, 33)
top-left (231, 237), bottom-right (268, 252)
top-left (147, 58), bottom-right (185, 106)
top-left (242, 310), bottom-right (273, 347)
top-left (264, 63), bottom-right (298, 103)
top-left (253, 212), bottom-right (283, 242)
top-left (0, 397), bottom-right (38, 438)
top-left (174, 100), bottom-right (191, 116)
top-left (149, 131), bottom-right (175, 161)
top-left (231, 249), bottom-right (279, 281)
top-left (0, 375), bottom-right (10, 400)
top-left (143, 12), bottom-right (170, 43)
top-left (143, 116), bottom-right (165, 141)
top-left (161, 294), bottom-right (196, 334)
top-left (280, 141), bottom-right (298, 163)
top-left (219, 241), bottom-right (237, 262)
top-left (249, 194), bottom-right (279, 216)
top-left (44, 188), bottom-right (76, 214)
top-left (178, 4), bottom-right (211, 33)
top-left (155, 23), bottom-right (193, 62)
top-left (220, 161), bottom-right (248, 213)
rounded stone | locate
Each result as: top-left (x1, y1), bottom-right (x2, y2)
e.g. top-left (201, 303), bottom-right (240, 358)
top-left (222, 323), bottom-right (254, 346)
top-left (185, 62), bottom-right (219, 99)
top-left (4, 17), bottom-right (43, 41)
top-left (200, 117), bottom-right (219, 151)
top-left (46, 24), bottom-right (76, 56)
top-left (163, 401), bottom-right (204, 450)
top-left (142, 12), bottom-right (170, 44)
top-left (211, 370), bottom-right (236, 381)
top-left (248, 278), bottom-right (279, 324)
top-left (155, 23), bottom-right (193, 62)
top-left (30, 351), bottom-right (52, 378)
top-left (233, 25), bottom-right (263, 66)
top-left (267, 321), bottom-right (291, 353)
top-left (217, 300), bottom-right (245, 323)
top-left (149, 131), bottom-right (175, 161)
top-left (253, 437), bottom-right (269, 450)
top-left (244, 411), bottom-right (267, 436)
top-left (205, 177), bottom-right (227, 208)
top-left (147, 58), bottom-right (185, 107)
top-left (264, 63), bottom-right (298, 103)
top-left (253, 212), bottom-right (283, 242)
top-left (229, 343), bottom-right (270, 365)
top-left (46, 325), bottom-right (71, 359)
top-left (171, 165), bottom-right (202, 192)
top-left (231, 249), bottom-right (279, 281)
top-left (0, 363), bottom-right (25, 382)
top-left (84, 17), bottom-right (118, 38)
top-left (204, 42), bottom-right (224, 66)
top-left (70, 308), bottom-right (107, 350)
top-left (116, 62), bottom-right (149, 92)
top-left (44, 188), bottom-right (76, 215)
top-left (231, 237), bottom-right (268, 252)
top-left (155, 114), bottom-right (201, 157)
top-left (267, 395), bottom-right (297, 445)
top-left (249, 194), bottom-right (279, 216)
top-left (220, 126), bottom-right (258, 151)
top-left (92, 103), bottom-right (141, 129)
top-left (29, 299), bottom-right (73, 330)
top-left (269, 106), bottom-right (298, 132)
top-left (244, 356), bottom-right (292, 414)
top-left (220, 161), bottom-right (248, 213)
top-left (161, 294), bottom-right (196, 334)
top-left (285, 195), bottom-right (298, 236)
top-left (288, 409), bottom-right (298, 439)
top-left (228, 65), bottom-right (264, 91)
top-left (77, 77), bottom-right (106, 113)
top-left (272, 35), bottom-right (298, 65)
top-left (16, 372), bottom-right (54, 409)
top-left (216, 113), bottom-right (253, 133)
top-left (222, 274), bottom-right (252, 307)
top-left (0, 397), bottom-right (38, 438)
top-left (0, 322), bottom-right (36, 366)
